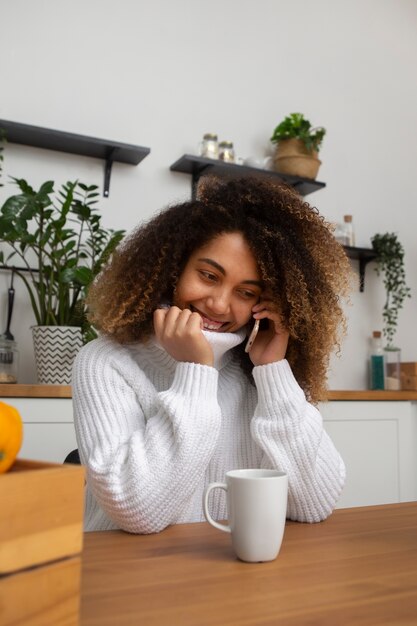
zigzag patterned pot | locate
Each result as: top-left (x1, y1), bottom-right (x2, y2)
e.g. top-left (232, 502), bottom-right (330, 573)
top-left (32, 326), bottom-right (83, 384)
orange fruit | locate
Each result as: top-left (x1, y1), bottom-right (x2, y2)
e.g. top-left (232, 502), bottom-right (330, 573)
top-left (0, 400), bottom-right (23, 473)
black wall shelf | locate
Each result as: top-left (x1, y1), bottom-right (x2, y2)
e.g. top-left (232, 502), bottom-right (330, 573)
top-left (0, 119), bottom-right (150, 197)
top-left (170, 154), bottom-right (326, 198)
top-left (170, 154), bottom-right (376, 292)
top-left (344, 246), bottom-right (377, 292)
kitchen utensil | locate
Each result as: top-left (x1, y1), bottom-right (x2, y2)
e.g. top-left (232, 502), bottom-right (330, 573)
top-left (3, 271), bottom-right (15, 341)
top-left (0, 272), bottom-right (16, 369)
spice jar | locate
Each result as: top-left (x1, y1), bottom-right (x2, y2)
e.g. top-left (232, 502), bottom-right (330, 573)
top-left (200, 133), bottom-right (219, 159)
top-left (218, 141), bottom-right (235, 163)
top-left (0, 338), bottom-right (19, 383)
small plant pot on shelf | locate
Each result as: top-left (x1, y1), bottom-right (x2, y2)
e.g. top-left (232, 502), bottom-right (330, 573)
top-left (273, 139), bottom-right (321, 180)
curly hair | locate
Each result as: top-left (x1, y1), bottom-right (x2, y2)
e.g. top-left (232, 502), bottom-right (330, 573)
top-left (87, 176), bottom-right (352, 403)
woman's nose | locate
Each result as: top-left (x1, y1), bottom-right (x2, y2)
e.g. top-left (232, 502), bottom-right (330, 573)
top-left (206, 290), bottom-right (231, 315)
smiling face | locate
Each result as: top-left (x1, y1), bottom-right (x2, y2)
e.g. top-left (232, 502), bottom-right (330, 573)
top-left (174, 232), bottom-right (263, 332)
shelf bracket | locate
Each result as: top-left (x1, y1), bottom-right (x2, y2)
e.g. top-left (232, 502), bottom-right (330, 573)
top-left (343, 246), bottom-right (377, 292)
top-left (358, 256), bottom-right (377, 292)
top-left (190, 165), bottom-right (215, 199)
top-left (104, 149), bottom-right (116, 198)
top-left (359, 258), bottom-right (366, 292)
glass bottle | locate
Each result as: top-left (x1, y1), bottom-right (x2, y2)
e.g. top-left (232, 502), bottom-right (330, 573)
top-left (343, 215), bottom-right (355, 246)
top-left (369, 331), bottom-right (384, 390)
top-left (218, 141), bottom-right (235, 163)
top-left (0, 338), bottom-right (19, 384)
top-left (334, 222), bottom-right (349, 245)
top-left (384, 345), bottom-right (401, 390)
top-left (200, 133), bottom-right (219, 159)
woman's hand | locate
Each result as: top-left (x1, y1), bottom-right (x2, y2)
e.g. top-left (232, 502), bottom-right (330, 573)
top-left (153, 306), bottom-right (214, 366)
top-left (247, 298), bottom-right (289, 366)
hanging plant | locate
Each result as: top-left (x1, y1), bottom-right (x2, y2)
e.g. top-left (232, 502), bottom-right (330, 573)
top-left (371, 232), bottom-right (411, 347)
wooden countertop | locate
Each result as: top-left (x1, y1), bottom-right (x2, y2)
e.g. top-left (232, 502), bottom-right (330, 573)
top-left (326, 389), bottom-right (417, 401)
top-left (1, 385), bottom-right (417, 401)
top-left (0, 384), bottom-right (72, 398)
top-left (79, 502), bottom-right (417, 626)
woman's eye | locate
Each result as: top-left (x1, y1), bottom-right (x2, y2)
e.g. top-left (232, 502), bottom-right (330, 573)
top-left (199, 270), bottom-right (217, 282)
top-left (239, 290), bottom-right (257, 300)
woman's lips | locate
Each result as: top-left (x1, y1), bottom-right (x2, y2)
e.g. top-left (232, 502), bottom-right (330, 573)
top-left (201, 317), bottom-right (225, 331)
top-left (191, 306), bottom-right (228, 331)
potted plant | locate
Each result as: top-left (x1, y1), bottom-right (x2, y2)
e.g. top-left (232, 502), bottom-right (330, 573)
top-left (270, 112), bottom-right (326, 180)
top-left (371, 232), bottom-right (411, 390)
top-left (0, 177), bottom-right (124, 384)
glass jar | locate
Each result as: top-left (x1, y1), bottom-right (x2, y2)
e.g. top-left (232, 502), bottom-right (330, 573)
top-left (218, 141), bottom-right (235, 163)
top-left (200, 133), bottom-right (219, 159)
top-left (0, 338), bottom-right (19, 383)
top-left (384, 345), bottom-right (401, 390)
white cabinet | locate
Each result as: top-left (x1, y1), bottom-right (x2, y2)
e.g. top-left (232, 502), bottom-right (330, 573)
top-left (5, 394), bottom-right (417, 509)
top-left (320, 401), bottom-right (417, 508)
top-left (6, 397), bottom-right (76, 463)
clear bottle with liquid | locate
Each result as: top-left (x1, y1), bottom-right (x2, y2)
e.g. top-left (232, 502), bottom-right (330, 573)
top-left (369, 331), bottom-right (384, 390)
top-left (334, 222), bottom-right (349, 245)
top-left (343, 215), bottom-right (355, 246)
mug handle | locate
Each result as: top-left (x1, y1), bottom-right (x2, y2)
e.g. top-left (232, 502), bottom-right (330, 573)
top-left (203, 482), bottom-right (231, 533)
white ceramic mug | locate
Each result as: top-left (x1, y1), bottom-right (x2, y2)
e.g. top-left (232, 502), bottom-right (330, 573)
top-left (203, 469), bottom-right (288, 562)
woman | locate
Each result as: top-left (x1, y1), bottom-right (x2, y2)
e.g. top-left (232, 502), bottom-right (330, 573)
top-left (73, 176), bottom-right (352, 533)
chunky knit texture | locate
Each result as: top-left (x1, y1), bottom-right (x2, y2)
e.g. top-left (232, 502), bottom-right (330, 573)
top-left (72, 330), bottom-right (345, 533)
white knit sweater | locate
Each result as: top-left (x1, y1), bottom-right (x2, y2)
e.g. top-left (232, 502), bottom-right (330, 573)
top-left (72, 329), bottom-right (345, 533)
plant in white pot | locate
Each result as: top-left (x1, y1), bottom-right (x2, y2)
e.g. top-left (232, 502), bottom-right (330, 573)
top-left (270, 112), bottom-right (326, 180)
top-left (0, 178), bottom-right (124, 384)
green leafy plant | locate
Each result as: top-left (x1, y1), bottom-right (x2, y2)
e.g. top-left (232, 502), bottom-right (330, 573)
top-left (0, 177), bottom-right (125, 341)
top-left (270, 112), bottom-right (326, 153)
top-left (371, 232), bottom-right (411, 347)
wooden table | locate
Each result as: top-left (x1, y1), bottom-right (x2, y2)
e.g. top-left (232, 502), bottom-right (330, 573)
top-left (80, 502), bottom-right (417, 626)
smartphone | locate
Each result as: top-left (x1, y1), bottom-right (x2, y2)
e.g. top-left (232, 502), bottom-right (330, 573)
top-left (245, 319), bottom-right (260, 353)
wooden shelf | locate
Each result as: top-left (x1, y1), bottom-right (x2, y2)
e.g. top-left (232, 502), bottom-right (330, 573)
top-left (170, 154), bottom-right (326, 198)
top-left (0, 119), bottom-right (150, 197)
top-left (343, 246), bottom-right (377, 292)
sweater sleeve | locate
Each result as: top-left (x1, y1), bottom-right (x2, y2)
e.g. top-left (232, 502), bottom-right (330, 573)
top-left (251, 359), bottom-right (345, 523)
top-left (72, 340), bottom-right (221, 534)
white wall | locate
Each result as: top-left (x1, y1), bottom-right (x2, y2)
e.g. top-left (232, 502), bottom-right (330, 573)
top-left (1, 0), bottom-right (416, 388)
